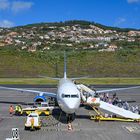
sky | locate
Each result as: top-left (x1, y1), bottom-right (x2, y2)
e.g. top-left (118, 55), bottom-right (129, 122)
top-left (0, 0), bottom-right (140, 29)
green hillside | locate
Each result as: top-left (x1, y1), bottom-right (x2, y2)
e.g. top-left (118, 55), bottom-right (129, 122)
top-left (0, 20), bottom-right (140, 79)
top-left (0, 48), bottom-right (140, 78)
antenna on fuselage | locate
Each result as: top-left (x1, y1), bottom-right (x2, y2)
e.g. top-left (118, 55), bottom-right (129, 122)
top-left (64, 51), bottom-right (67, 79)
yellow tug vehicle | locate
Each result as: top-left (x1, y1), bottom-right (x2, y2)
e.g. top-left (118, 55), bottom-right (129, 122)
top-left (15, 102), bottom-right (54, 116)
top-left (25, 112), bottom-right (41, 131)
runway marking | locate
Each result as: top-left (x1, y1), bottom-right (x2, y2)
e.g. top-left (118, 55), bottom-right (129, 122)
top-left (123, 125), bottom-right (140, 133)
top-left (39, 122), bottom-right (80, 132)
top-left (40, 127), bottom-right (81, 132)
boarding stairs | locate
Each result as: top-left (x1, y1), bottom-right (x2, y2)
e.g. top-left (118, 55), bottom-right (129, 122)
top-left (77, 84), bottom-right (140, 120)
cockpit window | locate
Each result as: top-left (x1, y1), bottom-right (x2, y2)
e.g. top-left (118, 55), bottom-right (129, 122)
top-left (62, 94), bottom-right (79, 98)
top-left (64, 95), bottom-right (70, 98)
top-left (71, 94), bottom-right (79, 98)
top-left (62, 94), bottom-right (70, 98)
top-left (62, 94), bottom-right (65, 98)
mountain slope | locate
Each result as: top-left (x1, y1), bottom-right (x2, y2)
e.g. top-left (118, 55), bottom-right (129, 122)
top-left (0, 20), bottom-right (140, 78)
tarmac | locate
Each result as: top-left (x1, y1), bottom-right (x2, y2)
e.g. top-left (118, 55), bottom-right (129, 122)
top-left (0, 86), bottom-right (140, 140)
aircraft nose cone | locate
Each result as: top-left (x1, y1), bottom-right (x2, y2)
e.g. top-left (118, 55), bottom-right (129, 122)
top-left (63, 99), bottom-right (80, 114)
top-left (67, 101), bottom-right (79, 110)
top-left (68, 104), bottom-right (75, 109)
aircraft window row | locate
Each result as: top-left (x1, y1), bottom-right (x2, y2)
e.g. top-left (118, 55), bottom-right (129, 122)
top-left (62, 94), bottom-right (79, 98)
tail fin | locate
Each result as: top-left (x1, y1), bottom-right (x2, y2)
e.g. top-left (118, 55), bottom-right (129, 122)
top-left (64, 51), bottom-right (67, 79)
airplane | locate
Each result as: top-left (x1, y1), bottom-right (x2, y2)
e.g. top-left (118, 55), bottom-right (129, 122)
top-left (0, 52), bottom-right (140, 122)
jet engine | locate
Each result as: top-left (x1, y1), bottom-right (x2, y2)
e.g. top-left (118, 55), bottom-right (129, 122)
top-left (34, 95), bottom-right (47, 102)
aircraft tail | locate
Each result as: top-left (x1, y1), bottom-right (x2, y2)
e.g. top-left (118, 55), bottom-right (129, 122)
top-left (39, 51), bottom-right (67, 80)
top-left (63, 52), bottom-right (88, 80)
top-left (40, 52), bottom-right (88, 80)
top-left (64, 51), bottom-right (67, 79)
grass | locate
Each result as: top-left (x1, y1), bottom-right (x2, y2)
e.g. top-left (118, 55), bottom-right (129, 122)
top-left (0, 49), bottom-right (140, 78)
top-left (0, 78), bottom-right (140, 85)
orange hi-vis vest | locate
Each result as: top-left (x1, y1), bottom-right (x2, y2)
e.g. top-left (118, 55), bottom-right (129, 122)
top-left (9, 106), bottom-right (14, 113)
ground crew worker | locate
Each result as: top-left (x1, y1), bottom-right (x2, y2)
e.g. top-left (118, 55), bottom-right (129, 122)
top-left (15, 104), bottom-right (22, 116)
top-left (18, 105), bottom-right (22, 116)
top-left (15, 105), bottom-right (19, 115)
top-left (9, 105), bottom-right (14, 116)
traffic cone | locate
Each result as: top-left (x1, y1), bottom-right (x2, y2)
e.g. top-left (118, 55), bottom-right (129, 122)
top-left (68, 123), bottom-right (73, 131)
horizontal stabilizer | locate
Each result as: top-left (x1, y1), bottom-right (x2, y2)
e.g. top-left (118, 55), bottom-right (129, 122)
top-left (38, 75), bottom-right (60, 80)
top-left (71, 76), bottom-right (89, 80)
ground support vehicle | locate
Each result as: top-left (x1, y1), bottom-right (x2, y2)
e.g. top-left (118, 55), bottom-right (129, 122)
top-left (25, 112), bottom-right (41, 131)
top-left (15, 102), bottom-right (53, 116)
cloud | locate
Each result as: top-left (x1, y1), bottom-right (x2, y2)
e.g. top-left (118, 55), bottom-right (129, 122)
top-left (0, 0), bottom-right (10, 10)
top-left (114, 18), bottom-right (126, 26)
top-left (0, 20), bottom-right (14, 28)
top-left (0, 0), bottom-right (34, 12)
top-left (11, 1), bottom-right (33, 13)
top-left (127, 0), bottom-right (140, 3)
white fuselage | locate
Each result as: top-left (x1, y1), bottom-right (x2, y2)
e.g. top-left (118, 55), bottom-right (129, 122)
top-left (57, 78), bottom-right (81, 114)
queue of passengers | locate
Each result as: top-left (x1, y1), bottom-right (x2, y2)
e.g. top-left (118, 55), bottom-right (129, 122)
top-left (99, 93), bottom-right (140, 114)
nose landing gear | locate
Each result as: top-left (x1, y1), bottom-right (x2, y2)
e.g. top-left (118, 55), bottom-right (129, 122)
top-left (66, 113), bottom-right (76, 131)
top-left (66, 113), bottom-right (75, 123)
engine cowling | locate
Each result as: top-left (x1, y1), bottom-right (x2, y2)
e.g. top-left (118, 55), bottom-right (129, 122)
top-left (34, 95), bottom-right (47, 102)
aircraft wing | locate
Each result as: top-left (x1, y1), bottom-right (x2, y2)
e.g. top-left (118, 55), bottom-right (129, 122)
top-left (96, 86), bottom-right (140, 94)
top-left (0, 86), bottom-right (57, 98)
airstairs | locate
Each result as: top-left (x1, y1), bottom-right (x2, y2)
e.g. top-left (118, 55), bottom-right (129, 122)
top-left (97, 100), bottom-right (140, 119)
top-left (77, 84), bottom-right (140, 120)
